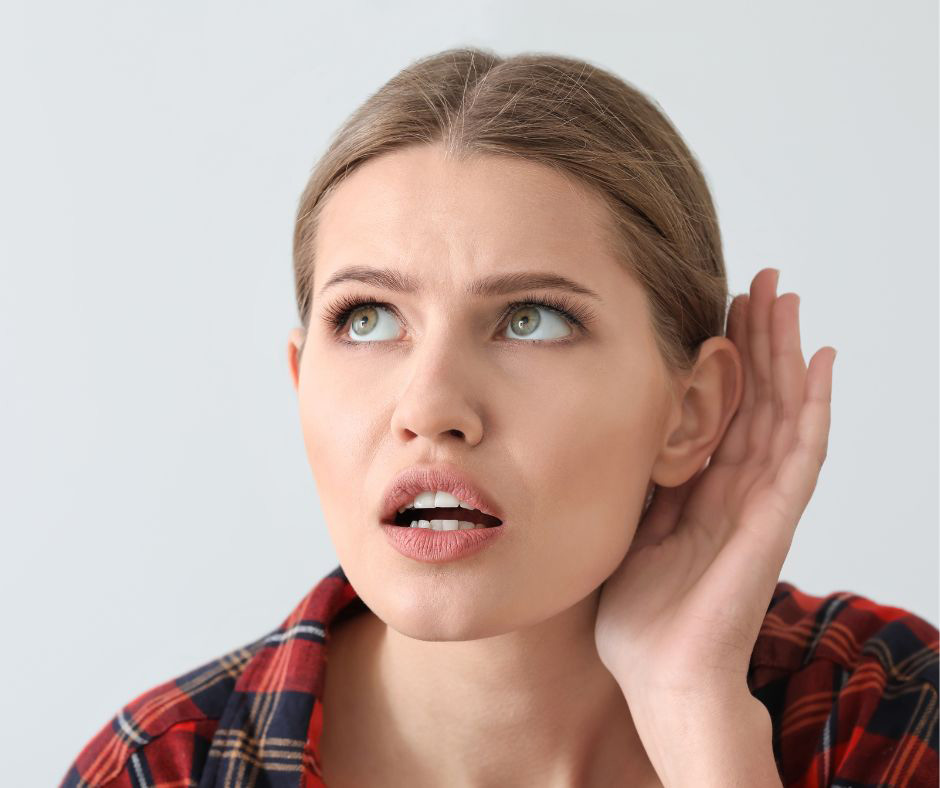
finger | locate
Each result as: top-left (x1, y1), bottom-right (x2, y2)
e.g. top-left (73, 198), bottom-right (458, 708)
top-left (746, 268), bottom-right (780, 464)
top-left (711, 293), bottom-right (752, 466)
top-left (708, 346), bottom-right (836, 615)
top-left (770, 345), bottom-right (835, 528)
top-left (768, 293), bottom-right (808, 471)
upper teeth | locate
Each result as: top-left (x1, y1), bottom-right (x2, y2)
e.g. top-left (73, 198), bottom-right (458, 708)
top-left (398, 490), bottom-right (476, 513)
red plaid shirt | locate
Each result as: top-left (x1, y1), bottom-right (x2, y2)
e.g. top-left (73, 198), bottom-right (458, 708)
top-left (61, 565), bottom-right (939, 787)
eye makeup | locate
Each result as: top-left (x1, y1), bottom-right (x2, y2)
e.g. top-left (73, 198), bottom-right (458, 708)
top-left (319, 291), bottom-right (598, 345)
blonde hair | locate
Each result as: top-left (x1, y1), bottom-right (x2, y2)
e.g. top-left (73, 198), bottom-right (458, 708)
top-left (292, 47), bottom-right (729, 379)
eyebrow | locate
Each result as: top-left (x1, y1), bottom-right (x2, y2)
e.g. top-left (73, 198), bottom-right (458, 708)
top-left (318, 265), bottom-right (603, 302)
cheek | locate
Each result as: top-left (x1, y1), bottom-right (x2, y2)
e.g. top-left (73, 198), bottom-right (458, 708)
top-left (297, 357), bottom-right (378, 537)
top-left (492, 384), bottom-right (656, 630)
top-left (517, 373), bottom-right (660, 559)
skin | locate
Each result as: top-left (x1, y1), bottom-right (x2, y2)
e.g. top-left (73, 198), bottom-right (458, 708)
top-left (593, 266), bottom-right (834, 787)
top-left (287, 142), bottom-right (750, 787)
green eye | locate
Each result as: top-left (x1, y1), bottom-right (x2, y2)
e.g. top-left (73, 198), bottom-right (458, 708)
top-left (347, 304), bottom-right (401, 342)
top-left (504, 304), bottom-right (573, 341)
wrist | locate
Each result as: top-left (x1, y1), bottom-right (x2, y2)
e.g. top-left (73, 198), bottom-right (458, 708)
top-left (625, 687), bottom-right (781, 788)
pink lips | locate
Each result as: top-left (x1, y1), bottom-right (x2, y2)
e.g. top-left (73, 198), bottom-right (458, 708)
top-left (381, 522), bottom-right (506, 563)
top-left (378, 463), bottom-right (504, 526)
top-left (378, 463), bottom-right (506, 564)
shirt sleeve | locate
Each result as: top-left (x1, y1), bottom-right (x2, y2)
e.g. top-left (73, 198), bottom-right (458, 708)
top-left (788, 611), bottom-right (939, 787)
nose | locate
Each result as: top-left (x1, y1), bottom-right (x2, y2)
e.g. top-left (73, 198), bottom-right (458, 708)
top-left (389, 330), bottom-right (484, 447)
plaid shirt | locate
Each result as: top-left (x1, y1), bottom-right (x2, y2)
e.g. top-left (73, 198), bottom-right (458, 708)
top-left (61, 565), bottom-right (939, 787)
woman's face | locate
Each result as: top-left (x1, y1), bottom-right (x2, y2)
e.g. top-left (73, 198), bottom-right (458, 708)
top-left (289, 143), bottom-right (679, 641)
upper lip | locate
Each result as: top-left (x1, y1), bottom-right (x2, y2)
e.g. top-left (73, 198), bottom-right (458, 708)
top-left (379, 463), bottom-right (505, 526)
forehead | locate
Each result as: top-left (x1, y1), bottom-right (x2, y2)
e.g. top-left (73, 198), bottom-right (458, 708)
top-left (311, 143), bottom-right (627, 297)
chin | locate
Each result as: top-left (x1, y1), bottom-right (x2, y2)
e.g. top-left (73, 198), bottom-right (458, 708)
top-left (364, 583), bottom-right (520, 642)
top-left (391, 620), bottom-right (503, 643)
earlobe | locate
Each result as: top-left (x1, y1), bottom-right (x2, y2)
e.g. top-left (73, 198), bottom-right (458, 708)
top-left (288, 327), bottom-right (306, 391)
top-left (641, 480), bottom-right (657, 516)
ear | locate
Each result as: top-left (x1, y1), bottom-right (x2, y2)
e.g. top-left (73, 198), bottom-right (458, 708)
top-left (287, 327), bottom-right (306, 392)
top-left (650, 336), bottom-right (744, 487)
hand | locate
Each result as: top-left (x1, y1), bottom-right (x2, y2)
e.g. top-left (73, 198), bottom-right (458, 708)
top-left (594, 267), bottom-right (836, 704)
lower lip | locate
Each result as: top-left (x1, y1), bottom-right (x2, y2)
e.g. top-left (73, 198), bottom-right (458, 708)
top-left (380, 522), bottom-right (505, 563)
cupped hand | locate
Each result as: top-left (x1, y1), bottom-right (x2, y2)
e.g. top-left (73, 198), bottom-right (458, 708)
top-left (593, 267), bottom-right (836, 703)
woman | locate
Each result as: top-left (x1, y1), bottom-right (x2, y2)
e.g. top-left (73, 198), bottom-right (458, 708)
top-left (61, 47), bottom-right (938, 787)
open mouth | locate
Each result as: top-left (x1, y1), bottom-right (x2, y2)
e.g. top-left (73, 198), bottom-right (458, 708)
top-left (389, 507), bottom-right (503, 528)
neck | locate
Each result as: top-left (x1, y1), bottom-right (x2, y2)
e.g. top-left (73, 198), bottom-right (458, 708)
top-left (319, 588), bottom-right (660, 787)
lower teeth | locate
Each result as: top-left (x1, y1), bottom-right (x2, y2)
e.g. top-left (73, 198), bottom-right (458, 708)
top-left (409, 519), bottom-right (488, 531)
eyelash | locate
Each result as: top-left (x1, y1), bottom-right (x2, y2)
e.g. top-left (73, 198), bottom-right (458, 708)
top-left (321, 292), bottom-right (594, 345)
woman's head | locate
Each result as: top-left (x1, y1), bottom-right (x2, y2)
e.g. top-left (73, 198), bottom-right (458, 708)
top-left (287, 48), bottom-right (741, 640)
top-left (293, 47), bottom-right (729, 378)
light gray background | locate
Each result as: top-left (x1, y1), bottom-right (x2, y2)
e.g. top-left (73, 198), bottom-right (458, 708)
top-left (2, 2), bottom-right (937, 784)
